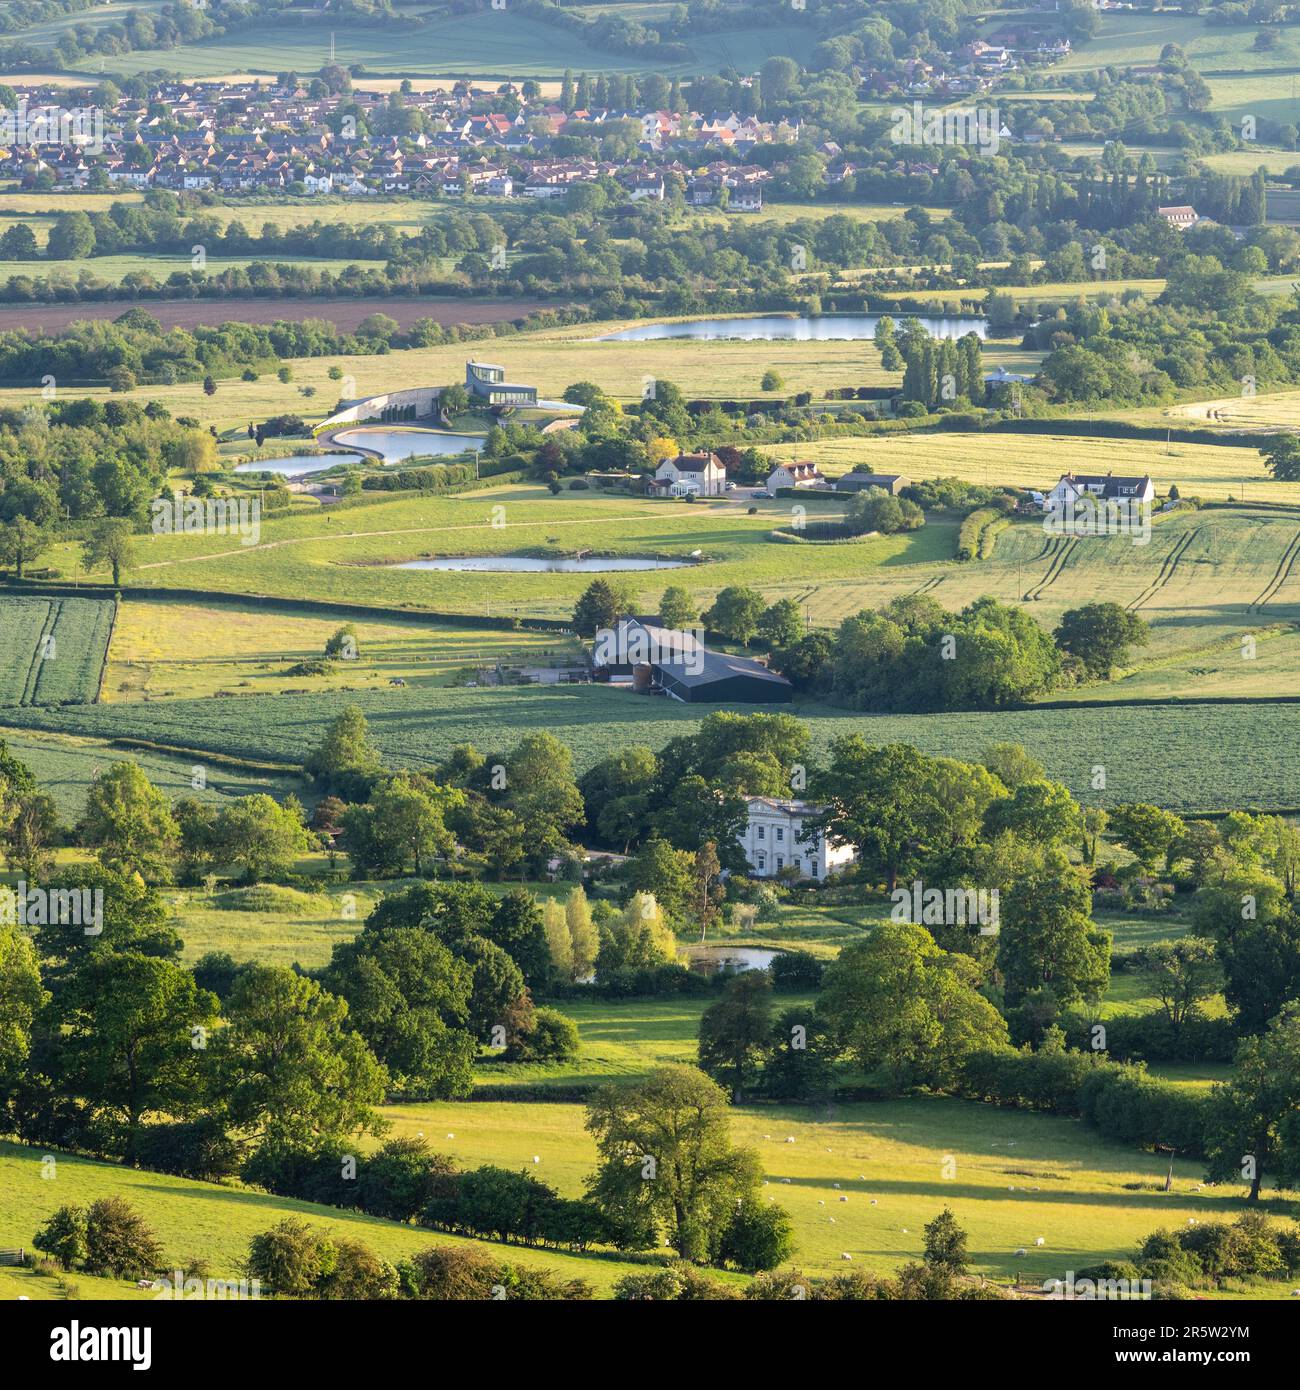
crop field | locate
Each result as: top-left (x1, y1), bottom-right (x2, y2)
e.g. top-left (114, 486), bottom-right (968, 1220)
top-left (67, 12), bottom-right (820, 80)
top-left (764, 432), bottom-right (1284, 505)
top-left (381, 1095), bottom-right (1279, 1290)
top-left (0, 596), bottom-right (114, 707)
top-left (0, 725), bottom-right (306, 817)
top-left (1163, 385), bottom-right (1300, 433)
top-left (9, 680), bottom-right (1300, 811)
top-left (104, 598), bottom-right (584, 701)
top-left (0, 1140), bottom-right (655, 1296)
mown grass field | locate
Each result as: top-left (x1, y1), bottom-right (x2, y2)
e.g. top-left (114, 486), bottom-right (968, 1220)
top-left (0, 251), bottom-right (386, 289)
top-left (0, 725), bottom-right (306, 817)
top-left (381, 1095), bottom-right (1285, 1289)
top-left (0, 596), bottom-right (114, 706)
top-left (8, 680), bottom-right (1300, 811)
top-left (68, 11), bottom-right (819, 80)
top-left (104, 598), bottom-right (583, 701)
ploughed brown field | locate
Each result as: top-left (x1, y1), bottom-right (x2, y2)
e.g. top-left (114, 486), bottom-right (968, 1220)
top-left (0, 296), bottom-right (554, 334)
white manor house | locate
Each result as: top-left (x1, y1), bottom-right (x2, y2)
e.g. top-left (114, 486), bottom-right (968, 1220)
top-left (738, 796), bottom-right (857, 880)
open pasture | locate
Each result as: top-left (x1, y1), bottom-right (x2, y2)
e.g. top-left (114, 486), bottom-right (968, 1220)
top-left (381, 1095), bottom-right (1279, 1289)
top-left (0, 1140), bottom-right (652, 1295)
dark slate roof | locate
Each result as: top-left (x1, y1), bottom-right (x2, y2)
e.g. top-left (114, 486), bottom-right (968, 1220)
top-left (656, 647), bottom-right (792, 690)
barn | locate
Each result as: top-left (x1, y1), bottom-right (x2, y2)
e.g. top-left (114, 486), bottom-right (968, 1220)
top-left (654, 647), bottom-right (793, 704)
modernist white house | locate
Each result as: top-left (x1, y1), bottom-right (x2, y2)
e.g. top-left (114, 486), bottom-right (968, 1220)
top-left (652, 451), bottom-right (727, 497)
top-left (738, 796), bottom-right (856, 880)
top-left (1043, 471), bottom-right (1154, 509)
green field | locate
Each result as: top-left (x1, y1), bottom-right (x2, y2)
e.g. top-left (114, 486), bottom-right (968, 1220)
top-left (380, 1094), bottom-right (1280, 1288)
top-left (0, 596), bottom-right (114, 706)
top-left (0, 726), bottom-right (306, 816)
top-left (7, 1076), bottom-right (1281, 1298)
top-left (7, 679), bottom-right (1300, 811)
top-left (103, 597), bottom-right (584, 701)
top-left (0, 1139), bottom-right (655, 1296)
top-left (67, 12), bottom-right (819, 80)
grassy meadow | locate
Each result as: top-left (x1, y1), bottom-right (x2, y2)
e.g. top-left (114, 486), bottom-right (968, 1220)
top-left (103, 597), bottom-right (583, 701)
top-left (380, 1094), bottom-right (1281, 1288)
top-left (0, 1139), bottom-right (658, 1296)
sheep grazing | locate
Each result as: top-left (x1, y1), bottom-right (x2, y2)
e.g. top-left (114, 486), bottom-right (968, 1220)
top-left (870, 1198), bottom-right (878, 1206)
top-left (1014, 1247), bottom-right (1027, 1257)
top-left (532, 1156), bottom-right (540, 1164)
top-left (818, 1200), bottom-right (825, 1206)
top-left (1035, 1237), bottom-right (1045, 1246)
top-left (841, 1253), bottom-right (853, 1262)
top-left (785, 1137), bottom-right (796, 1143)
top-left (839, 1196), bottom-right (848, 1202)
top-left (833, 1182), bottom-right (841, 1189)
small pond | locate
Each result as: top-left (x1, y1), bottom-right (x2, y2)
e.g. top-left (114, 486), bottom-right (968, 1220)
top-left (597, 313), bottom-right (986, 342)
top-left (686, 945), bottom-right (782, 975)
top-left (390, 555), bottom-right (690, 573)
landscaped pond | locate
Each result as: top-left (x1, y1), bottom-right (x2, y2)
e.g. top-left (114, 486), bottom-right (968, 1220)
top-left (686, 945), bottom-right (782, 975)
top-left (596, 313), bottom-right (986, 342)
top-left (335, 427), bottom-right (485, 460)
top-left (234, 453), bottom-right (365, 476)
top-left (390, 555), bottom-right (690, 573)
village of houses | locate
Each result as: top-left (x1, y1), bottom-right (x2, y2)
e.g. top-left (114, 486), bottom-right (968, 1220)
top-left (0, 15), bottom-right (1100, 205)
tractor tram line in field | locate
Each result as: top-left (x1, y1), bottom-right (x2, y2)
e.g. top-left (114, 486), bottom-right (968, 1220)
top-left (1247, 529), bottom-right (1300, 612)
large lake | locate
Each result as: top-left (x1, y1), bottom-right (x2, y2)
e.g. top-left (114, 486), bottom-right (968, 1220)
top-left (597, 313), bottom-right (987, 342)
top-left (391, 556), bottom-right (689, 573)
top-left (235, 453), bottom-right (365, 476)
top-left (335, 427), bottom-right (485, 460)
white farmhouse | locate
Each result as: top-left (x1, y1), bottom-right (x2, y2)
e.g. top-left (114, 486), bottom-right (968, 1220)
top-left (1043, 471), bottom-right (1154, 510)
top-left (739, 796), bottom-right (856, 881)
